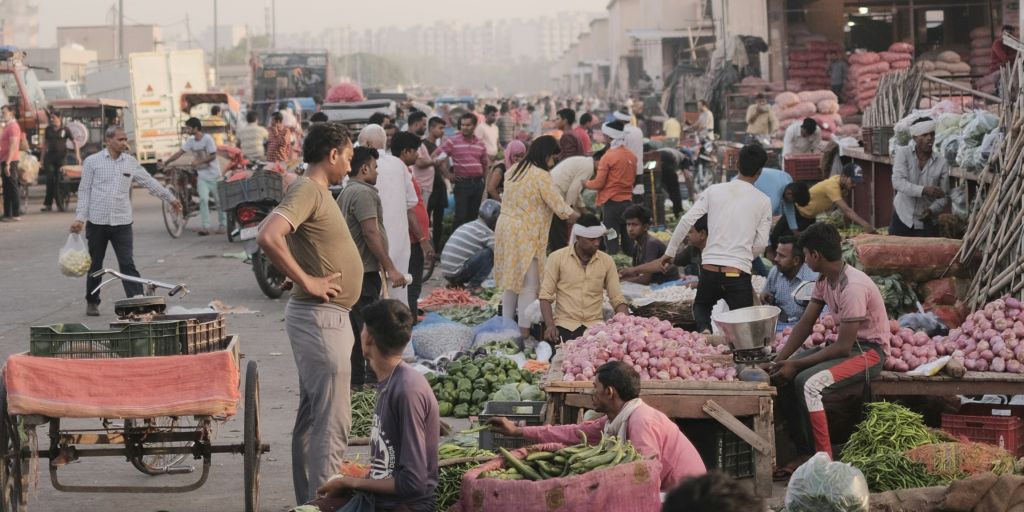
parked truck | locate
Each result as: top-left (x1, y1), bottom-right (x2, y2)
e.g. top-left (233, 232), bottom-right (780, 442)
top-left (85, 49), bottom-right (207, 170)
top-left (250, 51), bottom-right (331, 103)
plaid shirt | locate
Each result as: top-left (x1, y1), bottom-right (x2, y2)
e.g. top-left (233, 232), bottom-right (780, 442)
top-left (764, 263), bottom-right (819, 322)
top-left (75, 149), bottom-right (176, 226)
top-left (265, 124), bottom-right (290, 162)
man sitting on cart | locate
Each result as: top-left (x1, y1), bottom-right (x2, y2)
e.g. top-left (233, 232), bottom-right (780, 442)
top-left (768, 222), bottom-right (889, 475)
top-left (486, 361), bottom-right (706, 491)
top-left (316, 299), bottom-right (439, 512)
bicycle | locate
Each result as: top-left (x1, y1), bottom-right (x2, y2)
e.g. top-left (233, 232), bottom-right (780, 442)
top-left (161, 165), bottom-right (206, 238)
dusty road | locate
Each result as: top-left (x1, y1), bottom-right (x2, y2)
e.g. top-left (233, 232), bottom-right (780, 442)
top-left (0, 189), bottom-right (458, 512)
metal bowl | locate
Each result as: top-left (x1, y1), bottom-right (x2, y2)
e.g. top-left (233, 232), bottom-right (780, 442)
top-left (712, 306), bottom-right (781, 352)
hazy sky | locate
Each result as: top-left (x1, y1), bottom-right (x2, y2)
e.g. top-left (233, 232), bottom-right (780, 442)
top-left (39, 0), bottom-right (609, 47)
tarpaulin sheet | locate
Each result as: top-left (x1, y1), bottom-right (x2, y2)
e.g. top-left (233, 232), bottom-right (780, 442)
top-left (3, 351), bottom-right (240, 418)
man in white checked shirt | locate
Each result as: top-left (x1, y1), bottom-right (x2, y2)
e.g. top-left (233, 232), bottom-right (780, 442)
top-left (70, 127), bottom-right (181, 317)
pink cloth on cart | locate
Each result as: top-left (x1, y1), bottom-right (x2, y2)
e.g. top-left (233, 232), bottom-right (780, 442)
top-left (3, 351), bottom-right (240, 418)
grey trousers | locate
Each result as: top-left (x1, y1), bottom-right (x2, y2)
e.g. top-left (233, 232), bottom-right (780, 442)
top-left (285, 300), bottom-right (355, 505)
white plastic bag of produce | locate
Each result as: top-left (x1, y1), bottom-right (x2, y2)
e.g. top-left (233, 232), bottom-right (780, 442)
top-left (785, 453), bottom-right (869, 512)
top-left (58, 234), bottom-right (91, 278)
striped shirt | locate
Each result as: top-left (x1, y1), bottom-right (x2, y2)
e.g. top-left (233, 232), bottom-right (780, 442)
top-left (76, 149), bottom-right (176, 226)
top-left (497, 115), bottom-right (516, 147)
top-left (437, 134), bottom-right (489, 178)
top-left (440, 219), bottom-right (495, 277)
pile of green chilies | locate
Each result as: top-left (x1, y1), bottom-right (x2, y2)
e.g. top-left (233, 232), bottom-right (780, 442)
top-left (435, 461), bottom-right (479, 511)
top-left (350, 389), bottom-right (376, 438)
top-left (856, 452), bottom-right (954, 493)
top-left (840, 402), bottom-right (944, 468)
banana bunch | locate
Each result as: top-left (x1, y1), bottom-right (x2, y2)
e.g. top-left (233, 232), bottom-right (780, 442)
top-left (478, 433), bottom-right (645, 481)
top-left (438, 443), bottom-right (494, 461)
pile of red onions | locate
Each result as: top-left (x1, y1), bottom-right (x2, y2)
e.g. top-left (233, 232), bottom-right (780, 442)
top-left (771, 314), bottom-right (844, 353)
top-left (935, 296), bottom-right (1024, 374)
top-left (560, 313), bottom-right (735, 382)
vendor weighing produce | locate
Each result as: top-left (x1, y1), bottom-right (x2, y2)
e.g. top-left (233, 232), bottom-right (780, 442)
top-left (486, 361), bottom-right (706, 491)
top-left (539, 214), bottom-right (629, 343)
top-left (768, 223), bottom-right (889, 473)
top-left (890, 117), bottom-right (949, 237)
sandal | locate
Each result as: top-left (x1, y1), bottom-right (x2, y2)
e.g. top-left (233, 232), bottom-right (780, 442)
top-left (772, 466), bottom-right (795, 482)
top-left (197, 229), bottom-right (210, 236)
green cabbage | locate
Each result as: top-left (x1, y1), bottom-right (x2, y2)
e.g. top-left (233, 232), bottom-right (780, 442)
top-left (520, 385), bottom-right (545, 401)
top-left (495, 384), bottom-right (521, 401)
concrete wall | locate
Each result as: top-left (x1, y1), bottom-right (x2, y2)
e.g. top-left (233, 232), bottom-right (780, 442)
top-left (56, 25), bottom-right (161, 61)
top-left (712, 0), bottom-right (770, 77)
top-left (590, 19), bottom-right (609, 61)
top-left (803, 0), bottom-right (845, 43)
top-left (24, 47), bottom-right (98, 81)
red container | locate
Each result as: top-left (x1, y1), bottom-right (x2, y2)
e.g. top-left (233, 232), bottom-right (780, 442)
top-left (783, 154), bottom-right (825, 181)
top-left (941, 403), bottom-right (1024, 457)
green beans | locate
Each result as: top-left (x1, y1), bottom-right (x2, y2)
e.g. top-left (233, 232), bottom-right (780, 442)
top-left (840, 402), bottom-right (946, 468)
top-left (349, 389), bottom-right (377, 438)
top-left (857, 452), bottom-right (952, 492)
top-left (435, 461), bottom-right (480, 510)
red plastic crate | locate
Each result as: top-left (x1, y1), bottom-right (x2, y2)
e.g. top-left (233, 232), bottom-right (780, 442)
top-left (941, 403), bottom-right (1024, 457)
top-left (783, 154), bottom-right (825, 181)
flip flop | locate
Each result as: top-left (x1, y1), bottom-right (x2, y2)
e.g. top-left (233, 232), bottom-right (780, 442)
top-left (772, 466), bottom-right (795, 482)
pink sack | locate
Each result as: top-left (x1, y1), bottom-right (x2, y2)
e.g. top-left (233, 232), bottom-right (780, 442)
top-left (806, 59), bottom-right (830, 69)
top-left (890, 60), bottom-right (913, 69)
top-left (850, 52), bottom-right (881, 65)
top-left (817, 100), bottom-right (840, 114)
top-left (821, 129), bottom-right (834, 141)
top-left (807, 40), bottom-right (844, 53)
top-left (838, 104), bottom-right (860, 117)
top-left (774, 92), bottom-right (800, 108)
top-left (889, 42), bottom-right (914, 53)
top-left (971, 38), bottom-right (993, 49)
top-left (838, 124), bottom-right (862, 137)
top-left (780, 118), bottom-right (798, 130)
top-left (790, 60), bottom-right (808, 69)
top-left (971, 47), bottom-right (993, 58)
top-left (858, 88), bottom-right (878, 101)
top-left (857, 73), bottom-right (881, 84)
top-left (781, 101), bottom-right (817, 120)
top-left (879, 52), bottom-right (913, 62)
top-left (459, 443), bottom-right (664, 512)
top-left (814, 113), bottom-right (842, 130)
top-left (861, 61), bottom-right (891, 74)
top-left (970, 27), bottom-right (991, 39)
top-left (798, 90), bottom-right (838, 103)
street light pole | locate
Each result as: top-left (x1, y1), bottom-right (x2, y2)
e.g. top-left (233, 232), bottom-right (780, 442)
top-left (214, 0), bottom-right (219, 87)
top-left (272, 0), bottom-right (276, 49)
top-left (118, 0), bottom-right (124, 59)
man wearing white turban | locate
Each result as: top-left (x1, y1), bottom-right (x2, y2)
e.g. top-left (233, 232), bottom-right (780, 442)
top-left (613, 108), bottom-right (644, 175)
top-left (358, 124), bottom-right (416, 305)
top-left (890, 117), bottom-right (948, 237)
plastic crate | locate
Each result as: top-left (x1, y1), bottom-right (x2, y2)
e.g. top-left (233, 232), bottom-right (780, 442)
top-left (477, 401), bottom-right (546, 451)
top-left (942, 404), bottom-right (1024, 457)
top-left (862, 127), bottom-right (874, 154)
top-left (783, 154), bottom-right (825, 181)
top-left (677, 417), bottom-right (755, 479)
top-left (112, 312), bottom-right (227, 355)
top-left (217, 170), bottom-right (284, 211)
top-left (871, 126), bottom-right (895, 157)
top-left (724, 148), bottom-right (741, 171)
top-left (30, 322), bottom-right (181, 359)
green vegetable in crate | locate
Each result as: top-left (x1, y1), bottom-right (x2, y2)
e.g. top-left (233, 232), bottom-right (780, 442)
top-left (520, 385), bottom-right (546, 402)
top-left (438, 401), bottom-right (453, 417)
top-left (479, 435), bottom-right (644, 481)
top-left (495, 384), bottom-right (520, 401)
top-left (453, 403), bottom-right (469, 419)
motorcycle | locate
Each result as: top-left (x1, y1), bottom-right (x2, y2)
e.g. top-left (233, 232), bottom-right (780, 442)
top-left (232, 200), bottom-right (287, 299)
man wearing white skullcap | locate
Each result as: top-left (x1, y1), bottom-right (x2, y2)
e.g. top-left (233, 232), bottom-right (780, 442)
top-left (613, 108), bottom-right (644, 175)
top-left (538, 213), bottom-right (629, 342)
top-left (890, 117), bottom-right (948, 237)
top-left (584, 122), bottom-right (638, 255)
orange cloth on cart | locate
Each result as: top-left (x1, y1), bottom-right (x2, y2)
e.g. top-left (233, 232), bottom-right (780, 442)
top-left (3, 351), bottom-right (240, 418)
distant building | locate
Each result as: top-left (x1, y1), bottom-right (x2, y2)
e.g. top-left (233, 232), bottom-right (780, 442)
top-left (0, 0), bottom-right (38, 49)
top-left (23, 46), bottom-right (98, 81)
top-left (56, 25), bottom-right (163, 61)
top-left (200, 25), bottom-right (247, 51)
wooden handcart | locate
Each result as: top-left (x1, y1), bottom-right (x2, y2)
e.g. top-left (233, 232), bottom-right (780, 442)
top-left (541, 350), bottom-right (778, 497)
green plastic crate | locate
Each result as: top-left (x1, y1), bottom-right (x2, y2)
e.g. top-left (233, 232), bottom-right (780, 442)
top-left (30, 322), bottom-right (181, 359)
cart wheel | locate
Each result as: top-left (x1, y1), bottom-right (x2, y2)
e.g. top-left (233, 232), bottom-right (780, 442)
top-left (243, 360), bottom-right (261, 512)
top-left (56, 172), bottom-right (72, 212)
top-left (126, 416), bottom-right (197, 476)
top-left (252, 250), bottom-right (285, 299)
top-left (0, 380), bottom-right (20, 512)
top-left (162, 184), bottom-right (186, 238)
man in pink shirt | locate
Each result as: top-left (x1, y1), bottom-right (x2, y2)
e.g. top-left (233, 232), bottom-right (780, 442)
top-left (431, 113), bottom-right (489, 231)
top-left (575, 113), bottom-right (593, 155)
top-left (0, 106), bottom-right (22, 221)
top-left (769, 222), bottom-right (889, 472)
top-left (486, 361), bottom-right (705, 491)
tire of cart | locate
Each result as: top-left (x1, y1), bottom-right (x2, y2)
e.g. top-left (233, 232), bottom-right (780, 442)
top-left (0, 379), bottom-right (27, 512)
top-left (244, 360), bottom-right (261, 512)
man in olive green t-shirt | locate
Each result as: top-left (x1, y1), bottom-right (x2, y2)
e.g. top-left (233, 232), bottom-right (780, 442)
top-left (256, 123), bottom-right (364, 504)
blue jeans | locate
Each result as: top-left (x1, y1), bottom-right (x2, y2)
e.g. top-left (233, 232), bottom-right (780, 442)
top-left (452, 247), bottom-right (494, 288)
top-left (197, 176), bottom-right (226, 229)
top-left (751, 256), bottom-right (768, 277)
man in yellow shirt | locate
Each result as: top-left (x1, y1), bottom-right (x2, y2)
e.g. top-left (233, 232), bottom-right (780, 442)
top-left (745, 94), bottom-right (778, 136)
top-left (539, 214), bottom-right (629, 343)
top-left (663, 116), bottom-right (681, 149)
top-left (205, 105), bottom-right (229, 146)
top-left (773, 164), bottom-right (875, 242)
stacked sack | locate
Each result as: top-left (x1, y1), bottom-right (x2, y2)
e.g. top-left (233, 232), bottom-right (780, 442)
top-left (786, 25), bottom-right (844, 91)
top-left (918, 51), bottom-right (972, 93)
top-left (968, 26), bottom-right (993, 75)
top-left (848, 52), bottom-right (888, 110)
top-left (772, 90), bottom-right (842, 141)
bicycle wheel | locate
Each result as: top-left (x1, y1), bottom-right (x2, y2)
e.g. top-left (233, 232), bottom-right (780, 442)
top-left (243, 360), bottom-right (261, 512)
top-left (252, 249), bottom-right (285, 299)
top-left (162, 183), bottom-right (186, 238)
top-left (126, 416), bottom-right (199, 475)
